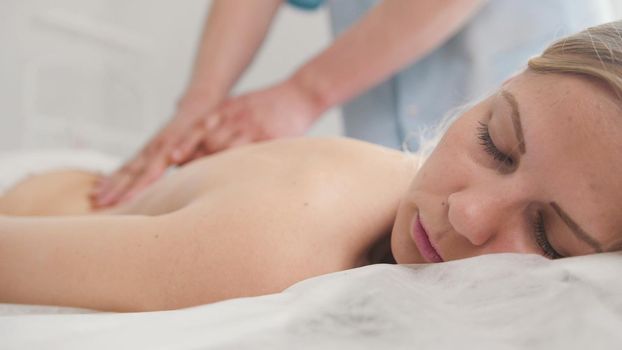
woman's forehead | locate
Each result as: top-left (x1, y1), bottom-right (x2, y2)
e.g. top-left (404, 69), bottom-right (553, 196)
top-left (508, 72), bottom-right (622, 159)
top-left (505, 72), bottom-right (622, 127)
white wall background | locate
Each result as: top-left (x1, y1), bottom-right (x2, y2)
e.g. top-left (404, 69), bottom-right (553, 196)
top-left (0, 0), bottom-right (341, 157)
top-left (1, 1), bottom-right (621, 157)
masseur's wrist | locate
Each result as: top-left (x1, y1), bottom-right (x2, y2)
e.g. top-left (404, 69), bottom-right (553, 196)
top-left (176, 86), bottom-right (226, 116)
top-left (289, 65), bottom-right (338, 119)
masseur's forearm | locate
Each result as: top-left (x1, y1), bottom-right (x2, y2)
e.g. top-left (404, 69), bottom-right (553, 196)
top-left (181, 0), bottom-right (283, 105)
top-left (291, 0), bottom-right (485, 111)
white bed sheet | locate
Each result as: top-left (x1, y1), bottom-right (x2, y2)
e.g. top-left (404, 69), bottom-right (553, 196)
top-left (1, 150), bottom-right (622, 350)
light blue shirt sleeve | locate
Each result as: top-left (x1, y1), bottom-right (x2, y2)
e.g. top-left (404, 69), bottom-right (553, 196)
top-left (287, 0), bottom-right (324, 11)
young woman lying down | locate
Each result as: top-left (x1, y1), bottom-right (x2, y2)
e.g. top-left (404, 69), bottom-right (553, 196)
top-left (2, 21), bottom-right (622, 312)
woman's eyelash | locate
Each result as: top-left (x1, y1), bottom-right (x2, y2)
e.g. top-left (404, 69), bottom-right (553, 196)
top-left (534, 212), bottom-right (564, 259)
top-left (476, 121), bottom-right (515, 167)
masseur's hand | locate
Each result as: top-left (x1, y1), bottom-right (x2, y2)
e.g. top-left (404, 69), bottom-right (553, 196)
top-left (92, 79), bottom-right (322, 208)
top-left (90, 93), bottom-right (218, 208)
top-left (169, 79), bottom-right (321, 165)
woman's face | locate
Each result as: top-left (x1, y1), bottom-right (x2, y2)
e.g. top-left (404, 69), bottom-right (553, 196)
top-left (392, 71), bottom-right (622, 264)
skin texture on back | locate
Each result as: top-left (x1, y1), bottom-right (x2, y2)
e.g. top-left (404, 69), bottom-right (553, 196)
top-left (0, 137), bottom-right (417, 311)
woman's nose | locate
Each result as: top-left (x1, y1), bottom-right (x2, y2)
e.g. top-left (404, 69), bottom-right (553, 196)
top-left (446, 187), bottom-right (514, 247)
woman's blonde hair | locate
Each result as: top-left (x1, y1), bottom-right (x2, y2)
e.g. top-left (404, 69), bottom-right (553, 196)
top-left (411, 20), bottom-right (622, 161)
top-left (528, 20), bottom-right (622, 99)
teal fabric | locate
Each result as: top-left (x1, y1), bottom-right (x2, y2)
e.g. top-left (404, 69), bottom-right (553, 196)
top-left (287, 0), bottom-right (324, 11)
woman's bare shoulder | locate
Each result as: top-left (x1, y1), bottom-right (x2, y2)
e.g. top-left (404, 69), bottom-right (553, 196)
top-left (283, 137), bottom-right (417, 182)
top-left (238, 137), bottom-right (416, 171)
top-left (182, 136), bottom-right (419, 200)
top-left (251, 136), bottom-right (408, 157)
top-left (183, 136), bottom-right (417, 189)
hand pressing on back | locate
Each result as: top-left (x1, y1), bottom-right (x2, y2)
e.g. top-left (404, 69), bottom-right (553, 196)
top-left (91, 79), bottom-right (322, 208)
top-left (89, 91), bottom-right (218, 209)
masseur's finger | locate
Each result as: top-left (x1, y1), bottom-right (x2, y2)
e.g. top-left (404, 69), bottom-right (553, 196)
top-left (171, 112), bottom-right (222, 163)
top-left (92, 153), bottom-right (152, 207)
top-left (91, 153), bottom-right (147, 201)
top-left (91, 168), bottom-right (128, 201)
top-left (226, 131), bottom-right (254, 149)
top-left (117, 157), bottom-right (169, 204)
top-left (201, 124), bottom-right (236, 154)
top-left (177, 141), bottom-right (212, 165)
top-left (93, 171), bottom-right (135, 208)
top-left (170, 128), bottom-right (206, 164)
top-left (96, 154), bottom-right (168, 207)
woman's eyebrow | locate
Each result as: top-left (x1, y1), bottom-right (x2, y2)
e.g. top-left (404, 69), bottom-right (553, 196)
top-left (550, 201), bottom-right (604, 253)
top-left (500, 90), bottom-right (526, 154)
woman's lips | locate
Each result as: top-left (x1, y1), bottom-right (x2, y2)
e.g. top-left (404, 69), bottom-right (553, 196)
top-left (412, 213), bottom-right (444, 263)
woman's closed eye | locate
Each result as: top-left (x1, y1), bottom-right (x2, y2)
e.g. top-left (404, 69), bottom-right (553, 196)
top-left (534, 212), bottom-right (564, 259)
top-left (476, 121), bottom-right (515, 168)
top-left (476, 120), bottom-right (564, 259)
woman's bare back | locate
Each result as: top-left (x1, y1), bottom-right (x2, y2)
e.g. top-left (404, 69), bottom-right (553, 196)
top-left (0, 138), bottom-right (416, 311)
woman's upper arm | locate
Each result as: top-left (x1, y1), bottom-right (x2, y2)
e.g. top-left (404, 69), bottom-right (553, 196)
top-left (0, 197), bottom-right (295, 312)
top-left (0, 213), bottom-right (206, 311)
